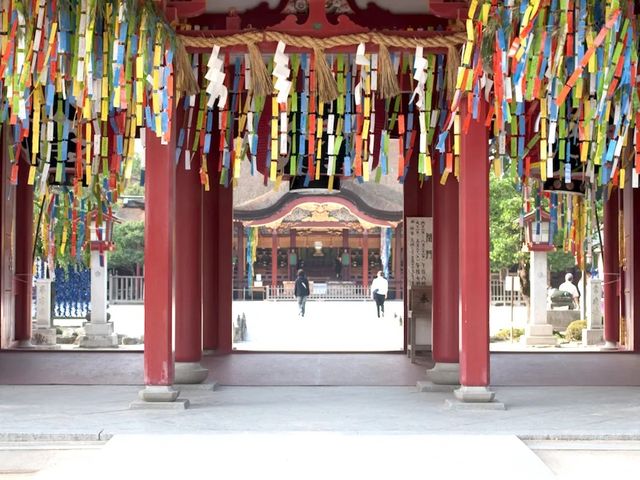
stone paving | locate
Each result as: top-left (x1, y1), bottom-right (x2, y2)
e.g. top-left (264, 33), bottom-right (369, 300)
top-left (1, 385), bottom-right (640, 478)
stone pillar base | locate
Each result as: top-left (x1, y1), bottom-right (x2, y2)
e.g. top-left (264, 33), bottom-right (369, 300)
top-left (582, 328), bottom-right (604, 346)
top-left (32, 328), bottom-right (60, 348)
top-left (454, 385), bottom-right (496, 403)
top-left (416, 381), bottom-right (456, 392)
top-left (14, 339), bottom-right (35, 348)
top-left (138, 385), bottom-right (181, 402)
top-left (175, 362), bottom-right (209, 384)
top-left (131, 386), bottom-right (190, 409)
top-left (601, 340), bottom-right (619, 350)
top-left (425, 362), bottom-right (459, 385)
top-left (78, 322), bottom-right (118, 348)
top-left (522, 324), bottom-right (557, 346)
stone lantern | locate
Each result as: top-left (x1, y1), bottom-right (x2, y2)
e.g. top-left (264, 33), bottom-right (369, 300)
top-left (521, 209), bottom-right (557, 346)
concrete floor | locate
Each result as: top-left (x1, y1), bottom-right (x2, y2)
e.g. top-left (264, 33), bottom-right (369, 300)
top-left (1, 385), bottom-right (640, 478)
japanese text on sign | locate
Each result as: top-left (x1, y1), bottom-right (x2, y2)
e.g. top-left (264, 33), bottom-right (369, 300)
top-left (407, 217), bottom-right (433, 287)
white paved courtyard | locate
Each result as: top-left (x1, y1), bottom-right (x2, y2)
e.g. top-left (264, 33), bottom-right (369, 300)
top-left (231, 300), bottom-right (405, 351)
top-left (96, 301), bottom-right (534, 352)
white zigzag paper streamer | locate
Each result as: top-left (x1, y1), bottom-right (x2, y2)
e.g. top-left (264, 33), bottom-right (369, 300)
top-left (205, 45), bottom-right (227, 109)
top-left (354, 42), bottom-right (369, 106)
top-left (273, 41), bottom-right (291, 155)
top-left (410, 46), bottom-right (428, 109)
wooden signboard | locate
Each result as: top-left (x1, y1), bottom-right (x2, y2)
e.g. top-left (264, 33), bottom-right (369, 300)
top-left (406, 217), bottom-right (433, 360)
top-left (406, 217), bottom-right (433, 287)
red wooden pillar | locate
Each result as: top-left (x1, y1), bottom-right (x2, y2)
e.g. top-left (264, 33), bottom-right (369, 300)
top-left (174, 159), bottom-right (207, 383)
top-left (362, 230), bottom-right (369, 288)
top-left (342, 228), bottom-right (350, 281)
top-left (271, 229), bottom-right (278, 289)
top-left (217, 183), bottom-right (233, 353)
top-left (289, 229), bottom-right (297, 279)
top-left (202, 185), bottom-right (218, 350)
top-left (402, 155), bottom-right (432, 348)
top-left (626, 186), bottom-right (640, 351)
top-left (14, 160), bottom-right (34, 347)
top-left (455, 99), bottom-right (495, 402)
top-left (603, 188), bottom-right (620, 349)
top-left (237, 222), bottom-right (245, 292)
top-left (393, 225), bottom-right (402, 296)
top-left (428, 166), bottom-right (460, 384)
top-left (141, 128), bottom-right (180, 401)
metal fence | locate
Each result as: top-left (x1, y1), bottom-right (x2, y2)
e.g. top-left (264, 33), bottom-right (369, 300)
top-left (105, 274), bottom-right (516, 305)
top-left (490, 277), bottom-right (525, 305)
top-left (108, 275), bottom-right (144, 304)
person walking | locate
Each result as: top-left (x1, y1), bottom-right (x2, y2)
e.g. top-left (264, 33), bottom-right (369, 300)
top-left (370, 270), bottom-right (389, 318)
top-left (294, 269), bottom-right (310, 317)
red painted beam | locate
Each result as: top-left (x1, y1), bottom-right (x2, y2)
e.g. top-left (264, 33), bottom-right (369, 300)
top-left (428, 2), bottom-right (469, 20)
top-left (144, 128), bottom-right (176, 386)
top-left (604, 188), bottom-right (620, 346)
top-left (458, 98), bottom-right (490, 387)
top-left (432, 168), bottom-right (459, 364)
top-left (168, 1), bottom-right (206, 18)
top-left (178, 29), bottom-right (462, 55)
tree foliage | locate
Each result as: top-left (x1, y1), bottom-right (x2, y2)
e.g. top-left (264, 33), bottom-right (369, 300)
top-left (109, 221), bottom-right (144, 274)
top-left (489, 172), bottom-right (580, 273)
top-left (489, 172), bottom-right (524, 271)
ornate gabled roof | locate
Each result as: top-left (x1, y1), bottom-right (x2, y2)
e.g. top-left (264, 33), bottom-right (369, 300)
top-left (234, 139), bottom-right (404, 223)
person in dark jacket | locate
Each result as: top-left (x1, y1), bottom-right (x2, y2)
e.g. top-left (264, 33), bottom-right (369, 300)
top-left (294, 269), bottom-right (310, 317)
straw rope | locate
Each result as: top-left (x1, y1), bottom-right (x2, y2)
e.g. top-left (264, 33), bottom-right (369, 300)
top-left (175, 30), bottom-right (467, 96)
top-left (178, 30), bottom-right (467, 50)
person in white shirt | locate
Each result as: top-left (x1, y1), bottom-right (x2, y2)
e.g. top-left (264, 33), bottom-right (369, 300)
top-left (559, 272), bottom-right (580, 309)
top-left (370, 271), bottom-right (389, 318)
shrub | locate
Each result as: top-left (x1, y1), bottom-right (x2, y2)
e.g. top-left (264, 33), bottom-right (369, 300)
top-left (490, 327), bottom-right (525, 342)
top-left (565, 320), bottom-right (587, 342)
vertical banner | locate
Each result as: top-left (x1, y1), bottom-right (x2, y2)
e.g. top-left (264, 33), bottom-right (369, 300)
top-left (380, 227), bottom-right (392, 279)
top-left (245, 227), bottom-right (259, 288)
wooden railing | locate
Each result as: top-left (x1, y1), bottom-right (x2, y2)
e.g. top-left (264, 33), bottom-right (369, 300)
top-left (108, 275), bottom-right (144, 304)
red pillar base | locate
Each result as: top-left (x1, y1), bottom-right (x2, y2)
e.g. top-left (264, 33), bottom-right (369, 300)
top-left (425, 362), bottom-right (460, 385)
top-left (132, 386), bottom-right (189, 410)
top-left (174, 362), bottom-right (209, 384)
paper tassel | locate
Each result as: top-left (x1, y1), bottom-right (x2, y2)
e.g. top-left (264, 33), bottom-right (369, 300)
top-left (377, 44), bottom-right (400, 99)
top-left (247, 42), bottom-right (273, 97)
top-left (314, 47), bottom-right (339, 104)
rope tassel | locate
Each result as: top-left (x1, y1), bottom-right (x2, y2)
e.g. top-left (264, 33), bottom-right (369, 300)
top-left (313, 47), bottom-right (339, 104)
top-left (174, 37), bottom-right (199, 96)
top-left (377, 43), bottom-right (400, 99)
top-left (247, 42), bottom-right (273, 97)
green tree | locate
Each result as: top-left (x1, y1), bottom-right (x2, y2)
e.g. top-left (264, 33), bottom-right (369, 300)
top-left (109, 221), bottom-right (144, 274)
top-left (489, 172), bottom-right (524, 271)
top-left (123, 154), bottom-right (144, 196)
top-left (548, 230), bottom-right (577, 273)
